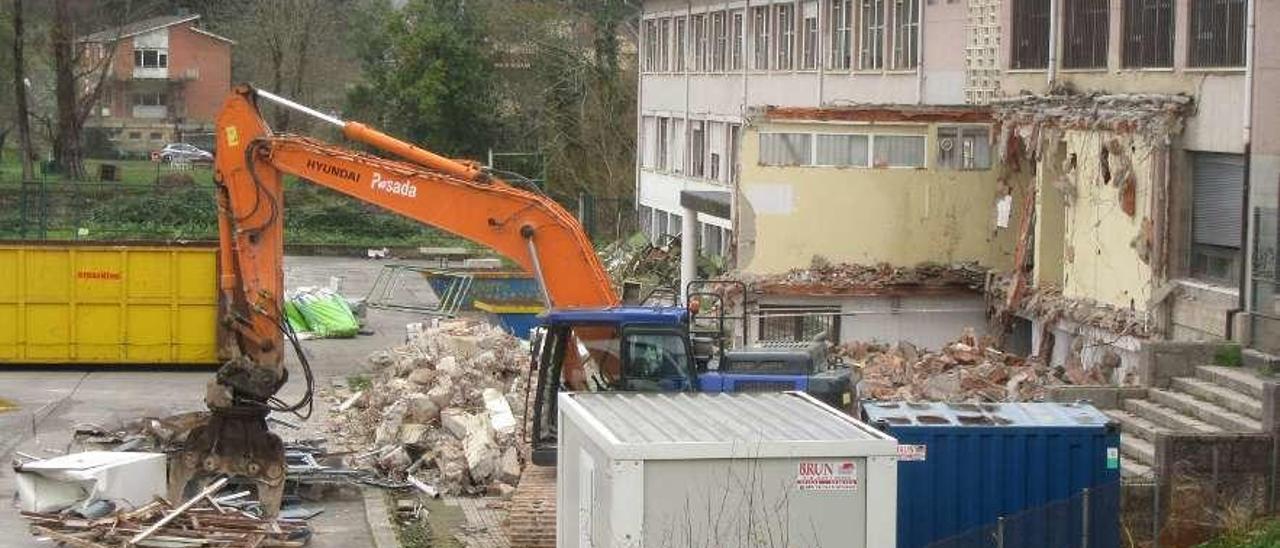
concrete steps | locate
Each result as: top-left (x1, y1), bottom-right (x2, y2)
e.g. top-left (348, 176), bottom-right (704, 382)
top-left (1108, 364), bottom-right (1266, 483)
top-left (1122, 398), bottom-right (1223, 434)
top-left (1148, 388), bottom-right (1262, 432)
top-left (1104, 409), bottom-right (1170, 442)
top-left (1120, 434), bottom-right (1156, 466)
top-left (1195, 365), bottom-right (1265, 399)
top-left (1169, 377), bottom-right (1263, 419)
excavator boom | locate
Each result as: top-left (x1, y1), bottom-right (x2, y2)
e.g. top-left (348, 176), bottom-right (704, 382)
top-left (173, 85), bottom-right (619, 516)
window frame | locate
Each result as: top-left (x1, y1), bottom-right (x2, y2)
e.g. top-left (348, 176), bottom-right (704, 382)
top-left (871, 133), bottom-right (928, 169)
top-left (1122, 0), bottom-right (1175, 68)
top-left (891, 0), bottom-right (920, 70)
top-left (711, 11), bottom-right (728, 72)
top-left (751, 5), bottom-right (772, 71)
top-left (776, 3), bottom-right (797, 71)
top-left (1187, 0), bottom-right (1246, 68)
top-left (801, 1), bottom-right (821, 71)
top-left (858, 0), bottom-right (886, 70)
top-left (935, 125), bottom-right (993, 171)
top-left (730, 10), bottom-right (746, 71)
top-left (812, 133), bottom-right (872, 167)
top-left (829, 0), bottom-right (854, 70)
top-left (1062, 0), bottom-right (1111, 69)
top-left (1011, 0), bottom-right (1051, 70)
top-left (692, 13), bottom-right (709, 72)
top-left (673, 16), bottom-right (688, 72)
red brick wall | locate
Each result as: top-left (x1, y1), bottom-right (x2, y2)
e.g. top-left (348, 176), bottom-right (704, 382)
top-left (167, 23), bottom-right (231, 123)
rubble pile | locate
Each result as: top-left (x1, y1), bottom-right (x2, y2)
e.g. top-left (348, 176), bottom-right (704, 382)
top-left (747, 260), bottom-right (988, 295)
top-left (843, 332), bottom-right (1070, 402)
top-left (991, 92), bottom-right (1193, 137)
top-left (331, 320), bottom-right (529, 497)
top-left (987, 278), bottom-right (1153, 338)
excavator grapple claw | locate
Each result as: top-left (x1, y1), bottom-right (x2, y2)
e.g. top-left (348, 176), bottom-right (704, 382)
top-left (169, 406), bottom-right (287, 516)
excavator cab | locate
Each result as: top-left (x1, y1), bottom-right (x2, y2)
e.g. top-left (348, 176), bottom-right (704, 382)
top-left (526, 307), bottom-right (699, 465)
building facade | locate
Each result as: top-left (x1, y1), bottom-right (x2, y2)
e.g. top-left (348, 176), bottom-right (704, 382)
top-left (637, 0), bottom-right (1279, 364)
top-left (82, 15), bottom-right (233, 156)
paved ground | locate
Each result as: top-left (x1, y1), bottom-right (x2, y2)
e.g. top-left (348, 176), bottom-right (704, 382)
top-left (0, 256), bottom-right (442, 548)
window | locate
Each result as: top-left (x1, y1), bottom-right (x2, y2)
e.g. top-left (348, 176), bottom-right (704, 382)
top-left (873, 135), bottom-right (926, 167)
top-left (674, 17), bottom-right (688, 72)
top-left (936, 126), bottom-right (992, 169)
top-left (730, 10), bottom-right (745, 70)
top-left (128, 131), bottom-right (142, 140)
top-left (830, 0), bottom-right (854, 69)
top-left (859, 0), bottom-right (886, 69)
top-left (693, 14), bottom-right (709, 71)
top-left (133, 48), bottom-right (168, 69)
top-left (671, 118), bottom-right (686, 173)
top-left (690, 121), bottom-right (707, 177)
top-left (623, 331), bottom-right (693, 386)
top-left (776, 4), bottom-right (796, 70)
top-left (669, 213), bottom-right (683, 236)
top-left (752, 6), bottom-right (772, 70)
top-left (132, 92), bottom-right (166, 106)
top-left (1189, 0), bottom-right (1246, 67)
top-left (801, 1), bottom-right (820, 70)
top-left (1191, 152), bottom-right (1244, 284)
top-left (701, 223), bottom-right (724, 257)
top-left (656, 210), bottom-right (670, 238)
top-left (1123, 0), bottom-right (1175, 67)
top-left (711, 12), bottom-right (727, 71)
top-left (759, 133), bottom-right (813, 166)
top-left (758, 304), bottom-right (841, 343)
top-left (643, 19), bottom-right (658, 71)
top-left (1011, 0), bottom-right (1051, 69)
top-left (815, 134), bottom-right (870, 166)
top-left (658, 18), bottom-right (671, 72)
top-left (709, 152), bottom-right (721, 180)
top-left (656, 117), bottom-right (670, 171)
top-left (1063, 0), bottom-right (1110, 68)
top-left (149, 132), bottom-right (163, 140)
top-left (893, 0), bottom-right (920, 69)
top-left (639, 205), bottom-right (654, 238)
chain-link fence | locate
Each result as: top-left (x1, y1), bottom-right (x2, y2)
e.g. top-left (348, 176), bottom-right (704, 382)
top-left (925, 482), bottom-right (1122, 548)
top-left (0, 181), bottom-right (218, 241)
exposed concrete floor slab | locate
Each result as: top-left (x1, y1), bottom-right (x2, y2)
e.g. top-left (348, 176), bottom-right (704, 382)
top-left (0, 255), bottom-right (443, 548)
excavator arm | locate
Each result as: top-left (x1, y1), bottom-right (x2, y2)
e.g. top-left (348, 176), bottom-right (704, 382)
top-left (172, 85), bottom-right (618, 514)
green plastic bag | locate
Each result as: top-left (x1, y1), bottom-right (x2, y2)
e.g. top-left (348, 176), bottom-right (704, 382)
top-left (292, 290), bottom-right (359, 338)
top-left (284, 301), bottom-right (310, 334)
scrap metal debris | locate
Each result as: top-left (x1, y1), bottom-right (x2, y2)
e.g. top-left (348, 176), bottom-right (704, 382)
top-left (843, 331), bottom-right (1071, 403)
top-left (327, 319), bottom-right (529, 497)
top-left (22, 483), bottom-right (312, 548)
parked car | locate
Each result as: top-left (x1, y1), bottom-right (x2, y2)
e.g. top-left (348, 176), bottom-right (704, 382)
top-left (157, 143), bottom-right (213, 163)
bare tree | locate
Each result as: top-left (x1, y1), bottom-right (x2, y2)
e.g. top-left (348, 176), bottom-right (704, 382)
top-left (11, 0), bottom-right (35, 180)
top-left (51, 0), bottom-right (86, 179)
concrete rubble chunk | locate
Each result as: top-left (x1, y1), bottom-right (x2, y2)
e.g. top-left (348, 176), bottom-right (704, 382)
top-left (329, 319), bottom-right (529, 494)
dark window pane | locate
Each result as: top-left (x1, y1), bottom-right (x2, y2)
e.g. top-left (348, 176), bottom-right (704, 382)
top-left (1063, 0), bottom-right (1110, 68)
top-left (1123, 0), bottom-right (1174, 67)
top-left (1189, 0), bottom-right (1246, 67)
top-left (1012, 0), bottom-right (1051, 69)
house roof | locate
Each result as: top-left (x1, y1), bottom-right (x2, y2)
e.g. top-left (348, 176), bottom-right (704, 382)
top-left (80, 14), bottom-right (214, 43)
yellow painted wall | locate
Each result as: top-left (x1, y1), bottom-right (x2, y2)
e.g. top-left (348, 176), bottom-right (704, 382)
top-left (737, 121), bottom-right (1023, 275)
top-left (1058, 130), bottom-right (1157, 310)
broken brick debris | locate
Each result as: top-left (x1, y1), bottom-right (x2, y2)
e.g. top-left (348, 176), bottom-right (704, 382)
top-left (843, 331), bottom-right (1082, 403)
top-left (328, 319), bottom-right (530, 496)
top-left (744, 260), bottom-right (989, 296)
top-left (987, 277), bottom-right (1153, 339)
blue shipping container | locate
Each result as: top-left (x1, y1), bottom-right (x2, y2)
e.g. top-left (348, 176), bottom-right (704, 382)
top-left (862, 401), bottom-right (1121, 548)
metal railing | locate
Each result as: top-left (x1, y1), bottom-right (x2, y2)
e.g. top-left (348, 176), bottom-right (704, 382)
top-left (924, 482), bottom-right (1121, 548)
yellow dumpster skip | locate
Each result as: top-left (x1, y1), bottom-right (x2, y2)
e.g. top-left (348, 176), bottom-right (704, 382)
top-left (0, 242), bottom-right (221, 365)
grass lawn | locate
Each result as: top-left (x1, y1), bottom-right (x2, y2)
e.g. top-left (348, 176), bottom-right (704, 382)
top-left (0, 151), bottom-right (214, 187)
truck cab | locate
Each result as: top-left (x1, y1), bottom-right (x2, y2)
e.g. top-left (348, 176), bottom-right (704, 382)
top-left (528, 307), bottom-right (699, 464)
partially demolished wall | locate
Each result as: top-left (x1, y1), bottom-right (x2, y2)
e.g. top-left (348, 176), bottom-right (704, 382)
top-left (991, 92), bottom-right (1193, 381)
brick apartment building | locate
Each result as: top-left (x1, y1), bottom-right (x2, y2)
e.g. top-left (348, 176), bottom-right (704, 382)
top-left (81, 14), bottom-right (233, 156)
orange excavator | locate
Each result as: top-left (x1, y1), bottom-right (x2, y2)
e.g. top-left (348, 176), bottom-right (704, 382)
top-left (182, 85), bottom-right (703, 545)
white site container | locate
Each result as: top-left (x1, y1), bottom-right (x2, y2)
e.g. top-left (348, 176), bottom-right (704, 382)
top-left (557, 391), bottom-right (899, 548)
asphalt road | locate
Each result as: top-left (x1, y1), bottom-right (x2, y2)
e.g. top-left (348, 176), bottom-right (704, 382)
top-left (0, 255), bottom-right (442, 547)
